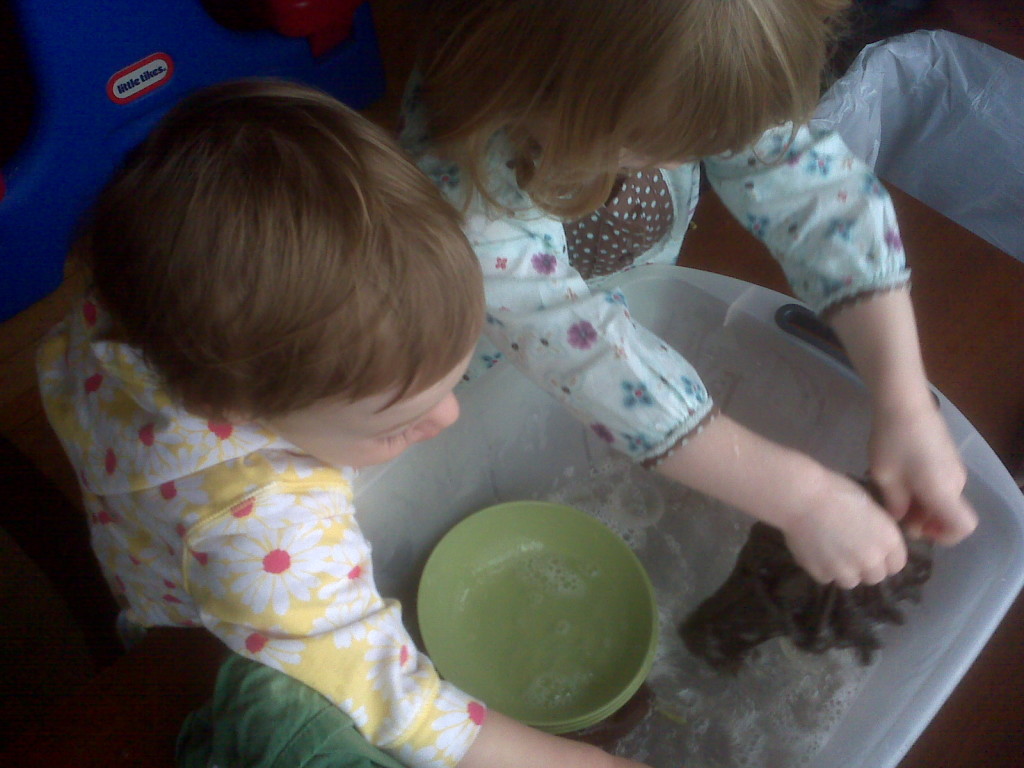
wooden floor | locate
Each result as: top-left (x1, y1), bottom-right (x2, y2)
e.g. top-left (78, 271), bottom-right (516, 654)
top-left (0, 0), bottom-right (1021, 765)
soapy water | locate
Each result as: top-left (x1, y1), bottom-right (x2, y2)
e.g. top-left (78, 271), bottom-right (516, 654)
top-left (517, 552), bottom-right (590, 598)
top-left (545, 455), bottom-right (881, 768)
top-left (524, 668), bottom-right (597, 711)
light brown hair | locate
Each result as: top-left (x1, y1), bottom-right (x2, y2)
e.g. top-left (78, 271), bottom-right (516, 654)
top-left (78, 79), bottom-right (483, 419)
top-left (420, 0), bottom-right (851, 218)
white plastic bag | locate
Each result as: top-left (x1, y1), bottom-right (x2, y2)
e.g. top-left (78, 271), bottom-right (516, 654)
top-left (813, 30), bottom-right (1024, 261)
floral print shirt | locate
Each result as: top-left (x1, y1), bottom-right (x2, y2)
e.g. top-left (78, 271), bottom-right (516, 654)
top-left (401, 82), bottom-right (910, 464)
top-left (36, 300), bottom-right (484, 768)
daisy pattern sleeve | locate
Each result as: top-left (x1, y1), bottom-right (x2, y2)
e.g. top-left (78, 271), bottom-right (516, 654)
top-left (703, 125), bottom-right (910, 314)
top-left (182, 479), bottom-right (484, 768)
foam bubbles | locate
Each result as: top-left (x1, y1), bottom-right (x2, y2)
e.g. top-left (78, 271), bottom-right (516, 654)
top-left (541, 456), bottom-right (875, 767)
top-left (523, 668), bottom-right (596, 711)
top-left (518, 552), bottom-right (588, 597)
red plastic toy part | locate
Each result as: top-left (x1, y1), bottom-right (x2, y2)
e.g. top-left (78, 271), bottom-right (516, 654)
top-left (266, 0), bottom-right (364, 57)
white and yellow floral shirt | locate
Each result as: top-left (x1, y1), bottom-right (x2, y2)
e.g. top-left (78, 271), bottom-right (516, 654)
top-left (37, 299), bottom-right (484, 768)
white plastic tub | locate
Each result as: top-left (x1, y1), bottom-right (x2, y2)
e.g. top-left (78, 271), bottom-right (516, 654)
top-left (356, 265), bottom-right (1024, 768)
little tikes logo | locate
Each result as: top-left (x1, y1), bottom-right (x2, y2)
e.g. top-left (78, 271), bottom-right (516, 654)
top-left (106, 53), bottom-right (174, 104)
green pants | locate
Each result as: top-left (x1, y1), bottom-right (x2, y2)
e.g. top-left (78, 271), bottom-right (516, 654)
top-left (177, 653), bottom-right (407, 768)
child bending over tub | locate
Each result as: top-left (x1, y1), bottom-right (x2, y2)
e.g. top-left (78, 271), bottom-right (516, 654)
top-left (402, 0), bottom-right (978, 589)
top-left (38, 80), bottom-right (653, 768)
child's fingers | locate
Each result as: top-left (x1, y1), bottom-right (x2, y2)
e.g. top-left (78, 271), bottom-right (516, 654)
top-left (859, 562), bottom-right (890, 586)
top-left (869, 472), bottom-right (911, 520)
top-left (885, 535), bottom-right (909, 573)
top-left (909, 470), bottom-right (976, 545)
top-left (831, 569), bottom-right (860, 590)
top-left (924, 496), bottom-right (978, 546)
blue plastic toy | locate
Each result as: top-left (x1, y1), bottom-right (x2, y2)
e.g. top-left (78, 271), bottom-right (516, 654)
top-left (0, 0), bottom-right (385, 322)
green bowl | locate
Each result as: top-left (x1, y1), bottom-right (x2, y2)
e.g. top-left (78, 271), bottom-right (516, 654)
top-left (417, 501), bottom-right (658, 733)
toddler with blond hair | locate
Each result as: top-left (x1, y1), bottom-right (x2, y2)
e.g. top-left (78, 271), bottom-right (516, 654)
top-left (404, 0), bottom-right (977, 591)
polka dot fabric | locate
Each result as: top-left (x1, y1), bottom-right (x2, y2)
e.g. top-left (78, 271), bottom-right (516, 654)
top-left (564, 170), bottom-right (674, 280)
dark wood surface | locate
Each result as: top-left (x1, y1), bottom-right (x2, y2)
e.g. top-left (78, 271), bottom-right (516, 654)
top-left (0, 629), bottom-right (225, 768)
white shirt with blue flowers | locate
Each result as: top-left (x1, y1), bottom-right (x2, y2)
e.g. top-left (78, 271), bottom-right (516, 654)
top-left (401, 91), bottom-right (910, 465)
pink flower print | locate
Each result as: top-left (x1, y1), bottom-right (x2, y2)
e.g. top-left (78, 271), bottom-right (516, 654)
top-left (263, 549), bottom-right (291, 574)
top-left (885, 228), bottom-right (904, 252)
top-left (190, 548), bottom-right (209, 566)
top-left (207, 420), bottom-right (233, 440)
top-left (138, 423), bottom-right (155, 446)
top-left (312, 540), bottom-right (381, 641)
top-left (232, 499), bottom-right (255, 519)
top-left (223, 524), bottom-right (334, 615)
top-left (567, 321), bottom-right (598, 350)
top-left (246, 632), bottom-right (268, 653)
top-left (495, 257), bottom-right (508, 270)
top-left (93, 509), bottom-right (117, 525)
top-left (140, 472), bottom-right (209, 524)
top-left (531, 252), bottom-right (557, 275)
top-left (104, 448), bottom-right (117, 475)
top-left (590, 423), bottom-right (616, 444)
top-left (363, 627), bottom-right (412, 691)
top-left (236, 630), bottom-right (304, 668)
top-left (129, 422), bottom-right (189, 483)
top-left (468, 701), bottom-right (487, 726)
top-left (430, 687), bottom-right (489, 761)
top-left (176, 414), bottom-right (271, 467)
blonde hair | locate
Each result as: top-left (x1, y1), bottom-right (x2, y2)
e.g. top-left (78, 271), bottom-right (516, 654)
top-left (79, 79), bottom-right (483, 419)
top-left (420, 0), bottom-right (851, 218)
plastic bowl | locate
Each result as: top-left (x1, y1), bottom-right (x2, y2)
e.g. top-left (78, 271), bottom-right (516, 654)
top-left (417, 501), bottom-right (658, 733)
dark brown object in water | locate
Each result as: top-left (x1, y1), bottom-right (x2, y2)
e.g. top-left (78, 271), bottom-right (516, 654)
top-left (681, 507), bottom-right (933, 671)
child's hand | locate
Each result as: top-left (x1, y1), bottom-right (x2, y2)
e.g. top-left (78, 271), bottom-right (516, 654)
top-left (780, 472), bottom-right (907, 588)
top-left (825, 287), bottom-right (977, 548)
top-left (868, 401), bottom-right (977, 545)
top-left (656, 415), bottom-right (909, 589)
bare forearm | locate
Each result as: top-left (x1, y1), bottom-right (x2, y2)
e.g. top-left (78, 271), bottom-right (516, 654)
top-left (655, 414), bottom-right (828, 531)
top-left (457, 710), bottom-right (646, 768)
top-left (655, 414), bottom-right (907, 587)
top-left (825, 287), bottom-right (975, 541)
top-left (826, 288), bottom-right (933, 415)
